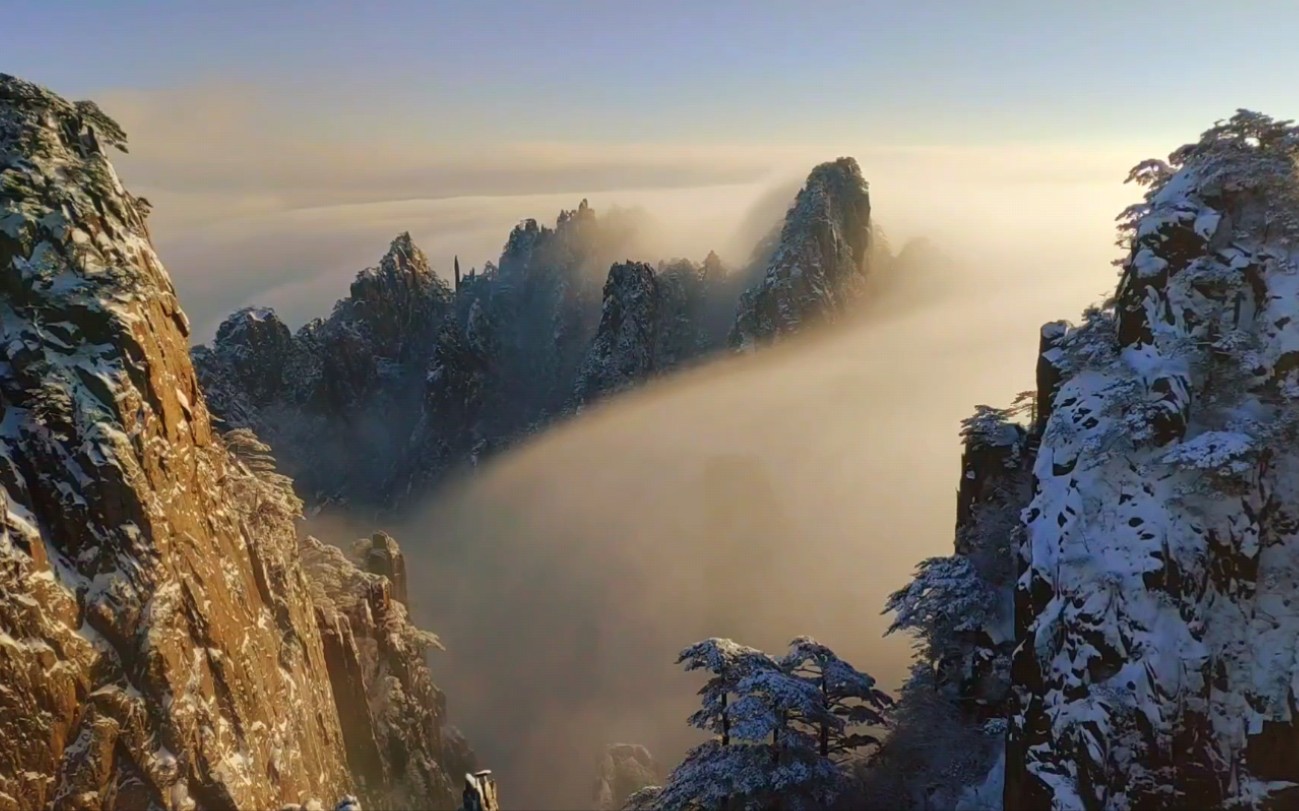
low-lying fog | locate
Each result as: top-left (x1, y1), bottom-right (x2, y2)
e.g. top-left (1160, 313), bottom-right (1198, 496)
top-left (298, 156), bottom-right (1133, 806)
top-left (133, 106), bottom-right (1155, 804)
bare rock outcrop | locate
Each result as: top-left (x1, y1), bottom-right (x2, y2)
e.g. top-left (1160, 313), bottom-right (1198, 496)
top-left (0, 72), bottom-right (351, 809)
top-left (302, 533), bottom-right (475, 809)
top-left (461, 771), bottom-right (498, 811)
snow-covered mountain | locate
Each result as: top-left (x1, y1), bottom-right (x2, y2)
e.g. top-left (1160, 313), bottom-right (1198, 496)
top-left (0, 73), bottom-right (470, 810)
top-left (1004, 112), bottom-right (1299, 809)
top-left (731, 157), bottom-right (873, 348)
top-left (195, 160), bottom-right (881, 514)
top-left (859, 112), bottom-right (1299, 811)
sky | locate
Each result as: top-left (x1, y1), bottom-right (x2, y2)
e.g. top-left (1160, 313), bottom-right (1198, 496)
top-left (9, 1), bottom-right (1299, 339)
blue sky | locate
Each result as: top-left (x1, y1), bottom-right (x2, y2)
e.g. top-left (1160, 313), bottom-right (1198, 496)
top-left (11, 0), bottom-right (1299, 147)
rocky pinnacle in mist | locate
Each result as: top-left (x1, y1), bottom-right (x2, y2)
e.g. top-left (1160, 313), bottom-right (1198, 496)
top-left (730, 156), bottom-right (873, 348)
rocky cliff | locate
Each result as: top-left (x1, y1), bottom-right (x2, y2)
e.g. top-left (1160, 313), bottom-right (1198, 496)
top-left (866, 404), bottom-right (1028, 810)
top-left (947, 408), bottom-right (1027, 722)
top-left (1005, 111), bottom-right (1299, 809)
top-left (301, 531), bottom-right (477, 808)
top-left (730, 157), bottom-right (873, 348)
top-left (0, 73), bottom-right (470, 811)
top-left (0, 72), bottom-right (352, 810)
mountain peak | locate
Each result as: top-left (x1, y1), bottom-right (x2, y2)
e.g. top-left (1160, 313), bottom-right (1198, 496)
top-left (353, 231), bottom-right (434, 290)
top-left (806, 155), bottom-right (866, 188)
top-left (729, 156), bottom-right (873, 347)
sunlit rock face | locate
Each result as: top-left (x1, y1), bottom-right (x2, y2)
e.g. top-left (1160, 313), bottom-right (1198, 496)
top-left (0, 72), bottom-right (474, 811)
top-left (462, 771), bottom-right (499, 811)
top-left (301, 533), bottom-right (477, 809)
top-left (730, 157), bottom-right (873, 348)
top-left (0, 72), bottom-right (351, 809)
top-left (1006, 113), bottom-right (1299, 810)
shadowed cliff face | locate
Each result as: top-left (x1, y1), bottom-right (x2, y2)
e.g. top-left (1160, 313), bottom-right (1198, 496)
top-left (730, 157), bottom-right (873, 348)
top-left (0, 73), bottom-right (352, 809)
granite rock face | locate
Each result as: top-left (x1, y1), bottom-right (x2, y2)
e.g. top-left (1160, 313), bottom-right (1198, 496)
top-left (460, 771), bottom-right (498, 811)
top-left (0, 72), bottom-right (475, 811)
top-left (947, 411), bottom-right (1028, 722)
top-left (592, 744), bottom-right (662, 811)
top-left (0, 73), bottom-right (351, 810)
top-left (301, 534), bottom-right (476, 809)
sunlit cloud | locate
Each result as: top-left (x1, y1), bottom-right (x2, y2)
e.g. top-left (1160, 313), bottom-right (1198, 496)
top-left (95, 81), bottom-right (1157, 343)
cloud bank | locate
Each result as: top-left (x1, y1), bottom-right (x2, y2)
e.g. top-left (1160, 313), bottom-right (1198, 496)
top-left (98, 82), bottom-right (1157, 342)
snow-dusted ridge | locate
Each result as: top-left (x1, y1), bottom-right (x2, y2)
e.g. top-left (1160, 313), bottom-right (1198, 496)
top-left (730, 157), bottom-right (873, 348)
top-left (196, 158), bottom-right (881, 514)
top-left (0, 73), bottom-right (470, 810)
top-left (1006, 111), bottom-right (1299, 810)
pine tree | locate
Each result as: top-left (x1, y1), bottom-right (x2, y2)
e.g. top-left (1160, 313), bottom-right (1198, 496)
top-left (780, 636), bottom-right (892, 760)
top-left (651, 637), bottom-right (889, 811)
top-left (678, 638), bottom-right (772, 750)
top-left (655, 638), bottom-right (772, 811)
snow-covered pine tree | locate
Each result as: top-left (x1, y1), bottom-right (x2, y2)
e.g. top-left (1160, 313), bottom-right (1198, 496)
top-left (678, 638), bottom-right (772, 748)
top-left (780, 636), bottom-right (892, 761)
top-left (726, 662), bottom-right (844, 809)
top-left (859, 402), bottom-right (1029, 809)
top-left (653, 638), bottom-right (773, 811)
top-left (648, 637), bottom-right (889, 811)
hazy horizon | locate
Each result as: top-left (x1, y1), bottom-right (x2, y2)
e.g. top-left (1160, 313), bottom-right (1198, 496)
top-left (13, 1), bottom-right (1299, 342)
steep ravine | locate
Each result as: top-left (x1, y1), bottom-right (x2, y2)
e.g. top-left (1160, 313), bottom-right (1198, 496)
top-left (0, 74), bottom-right (470, 810)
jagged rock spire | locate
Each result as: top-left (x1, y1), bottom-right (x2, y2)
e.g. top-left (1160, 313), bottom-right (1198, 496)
top-left (730, 156), bottom-right (873, 348)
